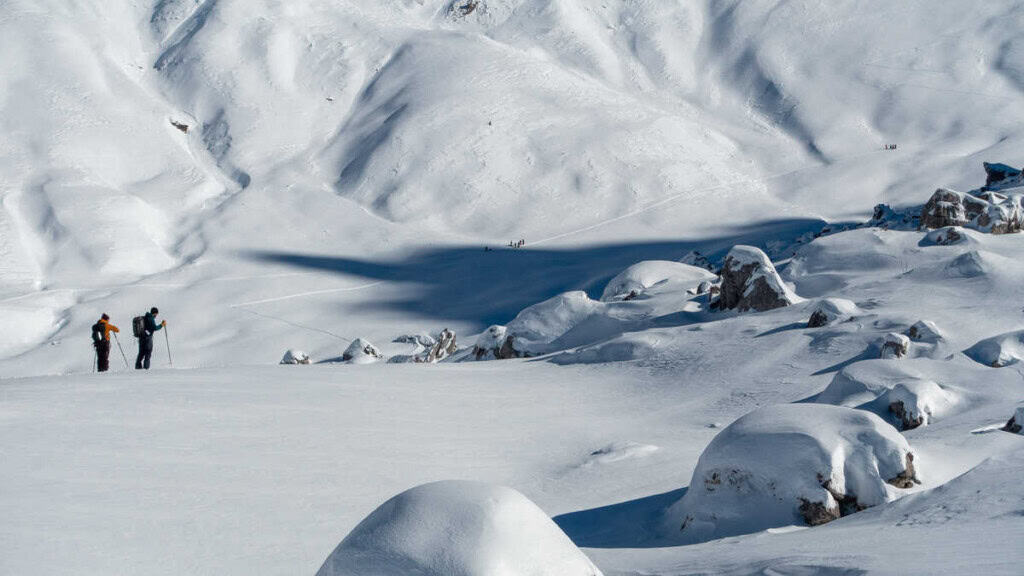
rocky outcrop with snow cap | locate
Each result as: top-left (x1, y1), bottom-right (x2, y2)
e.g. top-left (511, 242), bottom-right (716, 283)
top-left (806, 298), bottom-right (859, 328)
top-left (921, 187), bottom-right (1022, 234)
top-left (712, 246), bottom-right (800, 312)
top-left (342, 338), bottom-right (385, 364)
top-left (601, 260), bottom-right (716, 302)
top-left (679, 250), bottom-right (715, 272)
top-left (424, 328), bottom-right (458, 363)
top-left (471, 325), bottom-right (526, 360)
top-left (316, 480), bottom-right (603, 576)
top-left (879, 333), bottom-right (910, 359)
top-left (665, 404), bottom-right (917, 542)
top-left (964, 330), bottom-right (1024, 367)
top-left (1003, 407), bottom-right (1024, 434)
top-left (280, 349), bottom-right (311, 365)
top-left (923, 226), bottom-right (968, 246)
top-left (884, 380), bottom-right (956, 431)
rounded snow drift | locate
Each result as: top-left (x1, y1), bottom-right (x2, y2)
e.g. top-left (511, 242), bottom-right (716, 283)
top-left (964, 330), bottom-right (1024, 368)
top-left (316, 480), bottom-right (603, 576)
top-left (600, 260), bottom-right (715, 302)
top-left (665, 404), bottom-right (917, 543)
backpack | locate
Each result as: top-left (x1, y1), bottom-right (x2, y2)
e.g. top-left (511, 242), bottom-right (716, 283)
top-left (132, 315), bottom-right (145, 338)
top-left (91, 322), bottom-right (104, 343)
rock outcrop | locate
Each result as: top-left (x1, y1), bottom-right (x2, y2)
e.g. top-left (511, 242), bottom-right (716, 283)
top-left (712, 246), bottom-right (799, 312)
top-left (471, 325), bottom-right (527, 360)
top-left (1003, 407), bottom-right (1024, 434)
top-left (807, 298), bottom-right (858, 328)
top-left (280, 349), bottom-right (311, 365)
top-left (879, 333), bottom-right (910, 359)
top-left (424, 328), bottom-right (457, 363)
top-left (342, 338), bottom-right (385, 364)
top-left (921, 187), bottom-right (1021, 234)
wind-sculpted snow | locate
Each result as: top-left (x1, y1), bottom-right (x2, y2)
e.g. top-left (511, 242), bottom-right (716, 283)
top-left (600, 260), bottom-right (715, 302)
top-left (316, 481), bottom-right (602, 576)
top-left (965, 330), bottom-right (1024, 368)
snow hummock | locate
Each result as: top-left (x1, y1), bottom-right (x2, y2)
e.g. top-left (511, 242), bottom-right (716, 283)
top-left (341, 338), bottom-right (385, 364)
top-left (806, 297), bottom-right (859, 327)
top-left (883, 380), bottom-right (957, 430)
top-left (907, 320), bottom-right (944, 344)
top-left (600, 260), bottom-right (715, 302)
top-left (315, 480), bottom-right (603, 576)
top-left (664, 404), bottom-right (916, 543)
top-left (964, 330), bottom-right (1024, 367)
top-left (280, 349), bottom-right (311, 365)
top-left (879, 333), bottom-right (911, 359)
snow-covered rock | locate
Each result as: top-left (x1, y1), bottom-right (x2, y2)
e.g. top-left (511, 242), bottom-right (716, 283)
top-left (922, 226), bottom-right (968, 246)
top-left (964, 330), bottom-right (1024, 367)
top-left (879, 333), bottom-right (910, 359)
top-left (814, 360), bottom-right (916, 407)
top-left (921, 188), bottom-right (1022, 234)
top-left (983, 162), bottom-right (1023, 190)
top-left (280, 349), bottom-right (311, 365)
top-left (393, 333), bottom-right (436, 349)
top-left (471, 325), bottom-right (526, 360)
top-left (883, 380), bottom-right (957, 431)
top-left (679, 250), bottom-right (715, 272)
top-left (712, 246), bottom-right (800, 312)
top-left (1003, 407), bottom-right (1024, 434)
top-left (424, 328), bottom-right (457, 363)
top-left (315, 480), bottom-right (603, 576)
top-left (342, 338), bottom-right (385, 364)
top-left (665, 404), bottom-right (917, 542)
top-left (806, 298), bottom-right (858, 328)
top-left (907, 320), bottom-right (943, 344)
top-left (600, 260), bottom-right (716, 302)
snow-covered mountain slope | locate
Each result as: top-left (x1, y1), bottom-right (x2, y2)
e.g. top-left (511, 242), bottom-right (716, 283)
top-left (2, 2), bottom-right (1024, 575)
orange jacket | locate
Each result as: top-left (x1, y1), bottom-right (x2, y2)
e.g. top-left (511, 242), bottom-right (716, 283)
top-left (97, 318), bottom-right (119, 341)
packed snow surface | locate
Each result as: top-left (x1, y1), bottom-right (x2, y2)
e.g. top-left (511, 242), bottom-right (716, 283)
top-left (316, 480), bottom-right (602, 576)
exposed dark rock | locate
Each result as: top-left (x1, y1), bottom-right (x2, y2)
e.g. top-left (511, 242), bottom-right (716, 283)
top-left (425, 328), bottom-right (457, 362)
top-left (712, 246), bottom-right (798, 312)
top-left (799, 498), bottom-right (840, 526)
top-left (807, 310), bottom-right (829, 328)
top-left (889, 401), bottom-right (925, 430)
top-left (983, 162), bottom-right (1021, 187)
top-left (886, 453), bottom-right (920, 489)
top-left (1003, 415), bottom-right (1022, 434)
top-left (170, 120), bottom-right (190, 133)
top-left (880, 333), bottom-right (910, 359)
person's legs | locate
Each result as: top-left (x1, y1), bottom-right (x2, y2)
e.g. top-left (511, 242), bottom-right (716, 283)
top-left (135, 337), bottom-right (149, 369)
top-left (141, 337), bottom-right (153, 369)
top-left (97, 341), bottom-right (110, 372)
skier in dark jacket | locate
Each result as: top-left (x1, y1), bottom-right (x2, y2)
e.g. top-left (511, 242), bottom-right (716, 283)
top-left (91, 314), bottom-right (119, 372)
top-left (135, 307), bottom-right (165, 370)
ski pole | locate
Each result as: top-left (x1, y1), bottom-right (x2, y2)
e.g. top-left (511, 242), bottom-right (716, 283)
top-left (113, 333), bottom-right (130, 369)
top-left (164, 326), bottom-right (173, 366)
top-left (93, 347), bottom-right (97, 373)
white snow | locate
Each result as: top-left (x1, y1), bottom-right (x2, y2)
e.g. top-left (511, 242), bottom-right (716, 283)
top-left (2, 1), bottom-right (1024, 574)
top-left (316, 480), bottom-right (603, 576)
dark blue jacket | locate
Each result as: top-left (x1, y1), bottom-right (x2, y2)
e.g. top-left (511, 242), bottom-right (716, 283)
top-left (142, 312), bottom-right (163, 338)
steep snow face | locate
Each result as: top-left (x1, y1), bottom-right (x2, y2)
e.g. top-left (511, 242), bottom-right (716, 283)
top-left (600, 261), bottom-right (715, 302)
top-left (665, 404), bottom-right (915, 543)
top-left (316, 480), bottom-right (602, 576)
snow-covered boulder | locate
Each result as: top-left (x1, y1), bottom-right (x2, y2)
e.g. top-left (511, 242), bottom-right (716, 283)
top-left (1003, 407), bottom-right (1024, 434)
top-left (879, 333), bottom-right (910, 359)
top-left (664, 404), bottom-right (918, 542)
top-left (883, 380), bottom-right (956, 431)
top-left (471, 325), bottom-right (526, 360)
top-left (424, 328), bottom-right (457, 362)
top-left (964, 330), bottom-right (1024, 367)
top-left (983, 162), bottom-right (1022, 189)
top-left (280, 349), bottom-right (311, 365)
top-left (806, 298), bottom-right (858, 328)
top-left (712, 246), bottom-right (800, 312)
top-left (342, 338), bottom-right (385, 364)
top-left (921, 188), bottom-right (1021, 234)
top-left (814, 360), bottom-right (914, 407)
top-left (393, 333), bottom-right (436, 349)
top-left (600, 260), bottom-right (715, 302)
top-left (907, 320), bottom-right (943, 343)
top-left (316, 480), bottom-right (603, 576)
top-left (923, 226), bottom-right (967, 246)
top-left (679, 250), bottom-right (715, 272)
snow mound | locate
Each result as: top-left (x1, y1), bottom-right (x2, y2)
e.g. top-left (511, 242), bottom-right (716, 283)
top-left (280, 350), bottom-right (311, 365)
top-left (815, 360), bottom-right (925, 407)
top-left (550, 332), bottom-right (661, 365)
top-left (806, 298), bottom-right (859, 328)
top-left (600, 260), bottom-right (715, 302)
top-left (315, 480), bottom-right (603, 576)
top-left (964, 330), bottom-right (1024, 367)
top-left (713, 245), bottom-right (800, 312)
top-left (883, 380), bottom-right (957, 431)
top-left (665, 404), bottom-right (917, 543)
top-left (341, 338), bottom-right (385, 364)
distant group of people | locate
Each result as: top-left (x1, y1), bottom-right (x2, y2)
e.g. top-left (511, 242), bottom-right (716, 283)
top-left (884, 144), bottom-right (898, 150)
top-left (90, 307), bottom-right (167, 372)
top-left (509, 239), bottom-right (525, 248)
